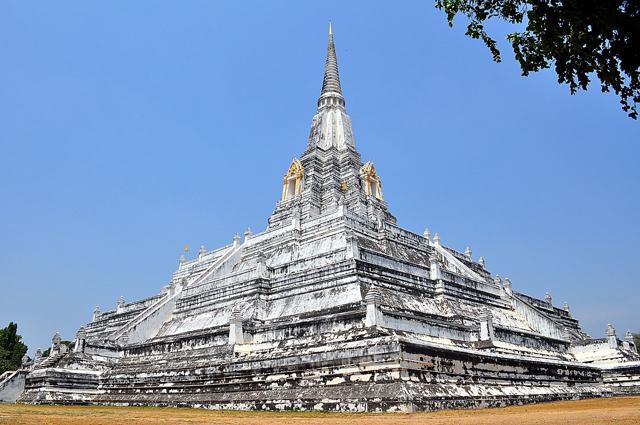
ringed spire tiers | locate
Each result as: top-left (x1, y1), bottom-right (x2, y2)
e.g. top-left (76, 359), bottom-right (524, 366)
top-left (305, 22), bottom-right (357, 153)
top-left (318, 22), bottom-right (345, 110)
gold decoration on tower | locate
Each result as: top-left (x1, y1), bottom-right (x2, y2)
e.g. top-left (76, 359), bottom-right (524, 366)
top-left (341, 180), bottom-right (348, 193)
top-left (281, 158), bottom-right (304, 202)
top-left (360, 161), bottom-right (384, 201)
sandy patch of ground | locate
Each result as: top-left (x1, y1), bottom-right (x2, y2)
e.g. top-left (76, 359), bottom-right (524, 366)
top-left (0, 396), bottom-right (639, 425)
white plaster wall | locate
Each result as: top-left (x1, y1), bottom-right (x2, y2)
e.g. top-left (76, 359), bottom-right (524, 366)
top-left (266, 282), bottom-right (361, 319)
top-left (126, 296), bottom-right (178, 344)
top-left (0, 371), bottom-right (25, 402)
top-left (512, 296), bottom-right (567, 340)
top-left (384, 314), bottom-right (472, 342)
top-left (570, 341), bottom-right (629, 364)
top-left (360, 249), bottom-right (428, 279)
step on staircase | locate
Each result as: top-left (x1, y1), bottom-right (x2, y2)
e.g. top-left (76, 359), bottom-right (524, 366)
top-left (0, 371), bottom-right (14, 384)
top-left (108, 240), bottom-right (247, 343)
top-left (37, 352), bottom-right (66, 369)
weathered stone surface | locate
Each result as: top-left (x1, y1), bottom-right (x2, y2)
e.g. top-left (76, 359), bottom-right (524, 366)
top-left (14, 26), bottom-right (640, 411)
top-left (0, 371), bottom-right (27, 402)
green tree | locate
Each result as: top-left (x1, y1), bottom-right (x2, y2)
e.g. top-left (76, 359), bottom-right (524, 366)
top-left (0, 322), bottom-right (29, 374)
top-left (635, 333), bottom-right (640, 353)
top-left (436, 0), bottom-right (640, 119)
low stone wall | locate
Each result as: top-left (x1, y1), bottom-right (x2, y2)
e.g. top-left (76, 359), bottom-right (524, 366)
top-left (20, 368), bottom-right (102, 404)
top-left (0, 371), bottom-right (27, 402)
top-left (601, 362), bottom-right (640, 395)
top-left (18, 330), bottom-right (636, 411)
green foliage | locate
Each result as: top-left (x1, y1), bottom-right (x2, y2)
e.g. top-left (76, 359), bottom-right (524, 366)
top-left (435, 0), bottom-right (640, 119)
top-left (41, 341), bottom-right (72, 358)
top-left (635, 334), bottom-right (640, 353)
top-left (0, 322), bottom-right (28, 375)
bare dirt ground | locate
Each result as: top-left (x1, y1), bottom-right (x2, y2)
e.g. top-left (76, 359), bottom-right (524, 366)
top-left (1, 396), bottom-right (639, 425)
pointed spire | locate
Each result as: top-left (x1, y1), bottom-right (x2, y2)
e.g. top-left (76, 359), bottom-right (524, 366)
top-left (423, 227), bottom-right (431, 243)
top-left (318, 22), bottom-right (345, 110)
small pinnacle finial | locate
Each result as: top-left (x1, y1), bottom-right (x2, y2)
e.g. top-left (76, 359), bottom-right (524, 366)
top-left (329, 21), bottom-right (333, 36)
top-left (423, 227), bottom-right (431, 242)
top-left (625, 331), bottom-right (634, 342)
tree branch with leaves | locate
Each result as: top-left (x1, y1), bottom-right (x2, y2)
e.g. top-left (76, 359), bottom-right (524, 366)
top-left (436, 0), bottom-right (640, 119)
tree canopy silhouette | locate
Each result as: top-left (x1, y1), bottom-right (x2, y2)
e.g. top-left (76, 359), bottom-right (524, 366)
top-left (0, 322), bottom-right (28, 374)
top-left (436, 0), bottom-right (640, 119)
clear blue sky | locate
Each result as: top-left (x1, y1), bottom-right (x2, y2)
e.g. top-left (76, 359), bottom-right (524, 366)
top-left (1, 1), bottom-right (638, 353)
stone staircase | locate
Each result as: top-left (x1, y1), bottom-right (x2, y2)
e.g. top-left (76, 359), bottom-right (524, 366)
top-left (83, 295), bottom-right (164, 341)
top-left (37, 352), bottom-right (66, 369)
top-left (108, 240), bottom-right (247, 344)
top-left (0, 371), bottom-right (14, 383)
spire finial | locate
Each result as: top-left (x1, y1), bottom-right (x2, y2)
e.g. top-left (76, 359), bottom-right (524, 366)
top-left (318, 22), bottom-right (345, 110)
